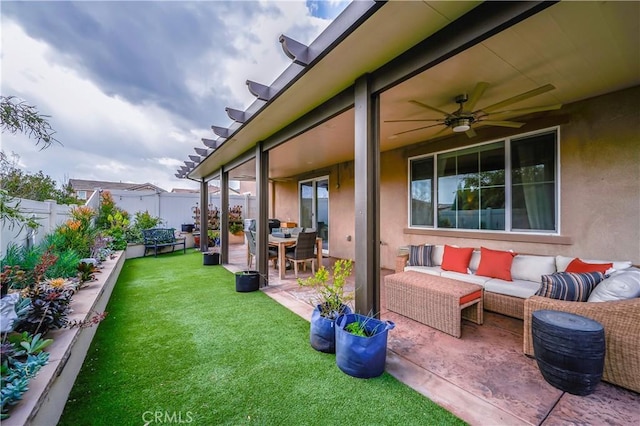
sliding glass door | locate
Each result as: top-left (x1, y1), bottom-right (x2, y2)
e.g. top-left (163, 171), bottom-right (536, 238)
top-left (299, 177), bottom-right (329, 252)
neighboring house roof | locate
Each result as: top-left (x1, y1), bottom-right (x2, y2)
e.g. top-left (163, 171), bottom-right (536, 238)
top-left (69, 179), bottom-right (167, 193)
top-left (170, 188), bottom-right (199, 194)
top-left (169, 185), bottom-right (242, 195)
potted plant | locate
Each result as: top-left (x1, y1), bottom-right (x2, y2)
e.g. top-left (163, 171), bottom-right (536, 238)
top-left (335, 312), bottom-right (395, 378)
top-left (203, 230), bottom-right (220, 265)
top-left (235, 270), bottom-right (260, 292)
top-left (228, 222), bottom-right (245, 245)
top-left (298, 259), bottom-right (353, 353)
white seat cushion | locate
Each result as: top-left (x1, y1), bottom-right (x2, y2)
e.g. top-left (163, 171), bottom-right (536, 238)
top-left (468, 250), bottom-right (482, 272)
top-left (441, 271), bottom-right (492, 286)
top-left (484, 278), bottom-right (541, 299)
top-left (432, 245), bottom-right (445, 266)
top-left (511, 255), bottom-right (556, 282)
top-left (404, 265), bottom-right (442, 276)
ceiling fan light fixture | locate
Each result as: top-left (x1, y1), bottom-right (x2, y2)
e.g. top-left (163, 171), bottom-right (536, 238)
top-left (452, 118), bottom-right (471, 132)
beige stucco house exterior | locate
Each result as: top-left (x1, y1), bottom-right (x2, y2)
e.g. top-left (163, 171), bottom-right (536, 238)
top-left (179, 1), bottom-right (639, 313)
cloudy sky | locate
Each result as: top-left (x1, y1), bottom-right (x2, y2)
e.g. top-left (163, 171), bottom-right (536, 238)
top-left (1, 0), bottom-right (349, 191)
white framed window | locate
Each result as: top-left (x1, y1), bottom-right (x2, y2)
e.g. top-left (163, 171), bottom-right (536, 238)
top-left (409, 128), bottom-right (558, 233)
top-left (77, 190), bottom-right (87, 200)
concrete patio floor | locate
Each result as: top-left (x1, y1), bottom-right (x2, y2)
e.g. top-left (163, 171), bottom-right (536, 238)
top-left (223, 243), bottom-right (639, 425)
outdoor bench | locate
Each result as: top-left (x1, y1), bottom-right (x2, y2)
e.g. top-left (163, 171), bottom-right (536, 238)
top-left (142, 228), bottom-right (186, 257)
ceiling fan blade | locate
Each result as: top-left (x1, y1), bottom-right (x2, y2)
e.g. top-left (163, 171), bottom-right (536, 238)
top-left (384, 118), bottom-right (444, 123)
top-left (431, 126), bottom-right (451, 138)
top-left (465, 82), bottom-right (489, 112)
top-left (484, 104), bottom-right (563, 116)
top-left (481, 84), bottom-right (556, 113)
top-left (481, 120), bottom-right (526, 128)
top-left (465, 128), bottom-right (477, 138)
top-left (409, 100), bottom-right (450, 116)
top-left (390, 123), bottom-right (444, 138)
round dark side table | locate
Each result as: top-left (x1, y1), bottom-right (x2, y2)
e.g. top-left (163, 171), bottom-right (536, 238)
top-left (532, 310), bottom-right (605, 395)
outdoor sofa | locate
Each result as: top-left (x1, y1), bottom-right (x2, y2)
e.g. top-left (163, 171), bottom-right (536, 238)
top-left (394, 245), bottom-right (640, 392)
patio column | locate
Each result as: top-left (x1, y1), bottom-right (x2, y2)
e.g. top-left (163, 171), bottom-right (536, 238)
top-left (354, 74), bottom-right (380, 316)
top-left (199, 178), bottom-right (208, 252)
top-left (256, 141), bottom-right (269, 286)
top-left (220, 169), bottom-right (229, 264)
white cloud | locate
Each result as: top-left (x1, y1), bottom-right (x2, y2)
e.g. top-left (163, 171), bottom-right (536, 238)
top-left (0, 2), bottom-right (339, 193)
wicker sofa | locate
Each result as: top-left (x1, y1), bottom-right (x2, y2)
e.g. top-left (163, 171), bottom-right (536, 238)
top-left (395, 246), bottom-right (561, 319)
top-left (394, 245), bottom-right (640, 392)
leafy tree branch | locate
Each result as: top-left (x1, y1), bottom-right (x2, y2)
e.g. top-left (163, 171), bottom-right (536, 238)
top-left (1, 96), bottom-right (60, 150)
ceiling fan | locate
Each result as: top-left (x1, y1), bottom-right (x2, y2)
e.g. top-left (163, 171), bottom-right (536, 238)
top-left (386, 82), bottom-right (562, 139)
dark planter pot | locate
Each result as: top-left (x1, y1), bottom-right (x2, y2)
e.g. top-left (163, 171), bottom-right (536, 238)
top-left (310, 304), bottom-right (352, 353)
top-left (181, 224), bottom-right (195, 233)
top-left (235, 270), bottom-right (260, 292)
top-left (203, 252), bottom-right (220, 265)
top-left (335, 313), bottom-right (395, 379)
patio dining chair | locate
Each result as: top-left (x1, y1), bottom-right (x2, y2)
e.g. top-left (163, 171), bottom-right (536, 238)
top-left (284, 231), bottom-right (317, 277)
top-left (245, 230), bottom-right (277, 269)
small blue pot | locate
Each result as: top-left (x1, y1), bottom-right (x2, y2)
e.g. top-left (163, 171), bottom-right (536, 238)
top-left (335, 313), bottom-right (395, 378)
top-left (310, 304), bottom-right (352, 353)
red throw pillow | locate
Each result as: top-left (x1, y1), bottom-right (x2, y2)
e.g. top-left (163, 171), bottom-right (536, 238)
top-left (441, 245), bottom-right (474, 274)
top-left (476, 247), bottom-right (517, 281)
top-left (565, 258), bottom-right (612, 274)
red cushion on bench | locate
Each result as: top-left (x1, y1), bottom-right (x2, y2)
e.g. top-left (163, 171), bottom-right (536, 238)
top-left (460, 289), bottom-right (482, 305)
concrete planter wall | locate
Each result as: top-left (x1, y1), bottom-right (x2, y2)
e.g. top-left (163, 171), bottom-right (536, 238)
top-left (4, 251), bottom-right (125, 426)
top-left (125, 243), bottom-right (146, 258)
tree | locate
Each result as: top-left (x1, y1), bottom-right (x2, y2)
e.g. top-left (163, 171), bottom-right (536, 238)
top-left (0, 152), bottom-right (80, 205)
top-left (0, 95), bottom-right (62, 231)
top-left (0, 96), bottom-right (60, 149)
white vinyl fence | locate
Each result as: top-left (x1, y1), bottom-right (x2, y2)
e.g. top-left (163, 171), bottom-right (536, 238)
top-left (1, 198), bottom-right (78, 257)
top-left (107, 190), bottom-right (257, 230)
top-left (1, 191), bottom-right (257, 257)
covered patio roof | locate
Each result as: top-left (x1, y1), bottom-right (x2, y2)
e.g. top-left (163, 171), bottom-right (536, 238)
top-left (181, 1), bottom-right (639, 182)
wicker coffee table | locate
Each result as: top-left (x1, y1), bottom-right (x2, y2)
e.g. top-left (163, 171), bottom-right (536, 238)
top-left (385, 271), bottom-right (483, 338)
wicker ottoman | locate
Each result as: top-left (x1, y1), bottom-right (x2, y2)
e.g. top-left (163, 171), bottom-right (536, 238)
top-left (385, 271), bottom-right (483, 338)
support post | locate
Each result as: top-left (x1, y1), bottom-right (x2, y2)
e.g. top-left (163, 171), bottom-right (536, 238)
top-left (256, 142), bottom-right (269, 286)
top-left (199, 179), bottom-right (208, 252)
top-left (220, 169), bottom-right (229, 264)
top-left (354, 74), bottom-right (380, 316)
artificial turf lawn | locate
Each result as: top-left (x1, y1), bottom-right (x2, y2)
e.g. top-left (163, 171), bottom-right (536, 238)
top-left (59, 250), bottom-right (465, 425)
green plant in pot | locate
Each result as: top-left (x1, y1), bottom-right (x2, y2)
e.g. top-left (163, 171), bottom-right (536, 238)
top-left (335, 312), bottom-right (395, 379)
top-left (207, 230), bottom-right (220, 249)
top-left (229, 222), bottom-right (244, 236)
top-left (298, 259), bottom-right (353, 353)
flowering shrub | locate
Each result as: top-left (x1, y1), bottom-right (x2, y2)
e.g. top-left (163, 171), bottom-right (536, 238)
top-left (54, 206), bottom-right (97, 258)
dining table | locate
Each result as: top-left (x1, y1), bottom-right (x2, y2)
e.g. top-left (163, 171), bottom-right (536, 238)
top-left (268, 234), bottom-right (323, 279)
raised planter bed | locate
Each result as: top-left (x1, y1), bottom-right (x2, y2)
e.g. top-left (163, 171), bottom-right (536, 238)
top-left (4, 251), bottom-right (125, 426)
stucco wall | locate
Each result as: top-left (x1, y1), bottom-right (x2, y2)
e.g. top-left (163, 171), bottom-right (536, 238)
top-left (380, 86), bottom-right (640, 268)
top-left (273, 86), bottom-right (640, 269)
top-left (557, 86), bottom-right (640, 262)
top-left (273, 164), bottom-right (356, 261)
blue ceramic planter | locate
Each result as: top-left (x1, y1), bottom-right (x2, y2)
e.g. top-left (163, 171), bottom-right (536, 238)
top-left (335, 313), bottom-right (395, 378)
top-left (310, 304), bottom-right (352, 353)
